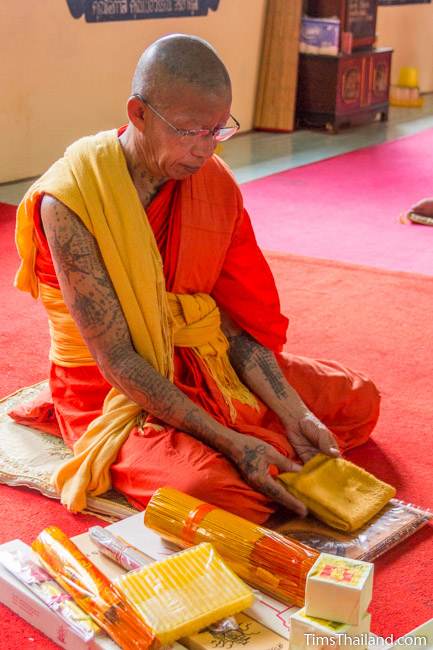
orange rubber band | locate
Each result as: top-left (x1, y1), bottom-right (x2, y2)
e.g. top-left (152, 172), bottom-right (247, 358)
top-left (182, 503), bottom-right (217, 545)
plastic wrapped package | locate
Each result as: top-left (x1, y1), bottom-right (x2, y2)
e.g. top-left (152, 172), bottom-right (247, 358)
top-left (273, 498), bottom-right (432, 561)
top-left (32, 526), bottom-right (158, 650)
top-left (89, 526), bottom-right (240, 635)
top-left (0, 546), bottom-right (99, 642)
top-left (114, 542), bottom-right (253, 644)
top-left (144, 487), bottom-right (319, 607)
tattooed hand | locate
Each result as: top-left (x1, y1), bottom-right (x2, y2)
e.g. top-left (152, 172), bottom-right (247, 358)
top-left (226, 433), bottom-right (308, 517)
top-left (286, 412), bottom-right (341, 464)
top-left (224, 328), bottom-right (341, 467)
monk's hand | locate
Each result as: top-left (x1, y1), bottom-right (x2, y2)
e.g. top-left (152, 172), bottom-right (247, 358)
top-left (227, 433), bottom-right (308, 517)
top-left (286, 411), bottom-right (341, 463)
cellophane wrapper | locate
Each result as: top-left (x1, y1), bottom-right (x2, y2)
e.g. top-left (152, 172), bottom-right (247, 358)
top-left (0, 547), bottom-right (99, 641)
top-left (32, 526), bottom-right (159, 650)
top-left (144, 487), bottom-right (319, 607)
top-left (114, 542), bottom-right (253, 644)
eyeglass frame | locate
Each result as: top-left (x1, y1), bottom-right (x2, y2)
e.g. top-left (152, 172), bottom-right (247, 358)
top-left (132, 93), bottom-right (240, 142)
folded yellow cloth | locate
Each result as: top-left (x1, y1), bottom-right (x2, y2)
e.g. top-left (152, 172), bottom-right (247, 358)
top-left (278, 453), bottom-right (396, 532)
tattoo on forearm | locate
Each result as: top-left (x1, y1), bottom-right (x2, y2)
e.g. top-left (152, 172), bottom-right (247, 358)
top-left (228, 332), bottom-right (289, 400)
top-left (106, 341), bottom-right (228, 448)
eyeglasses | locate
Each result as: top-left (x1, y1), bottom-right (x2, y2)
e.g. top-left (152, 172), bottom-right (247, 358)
top-left (133, 93), bottom-right (240, 142)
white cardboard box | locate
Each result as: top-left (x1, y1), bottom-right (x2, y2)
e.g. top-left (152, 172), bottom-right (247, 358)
top-left (305, 553), bottom-right (373, 625)
top-left (290, 608), bottom-right (371, 650)
top-left (0, 539), bottom-right (119, 650)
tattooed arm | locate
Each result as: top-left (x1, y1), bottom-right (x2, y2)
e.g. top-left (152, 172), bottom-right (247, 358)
top-left (222, 314), bottom-right (341, 463)
top-left (40, 196), bottom-right (306, 515)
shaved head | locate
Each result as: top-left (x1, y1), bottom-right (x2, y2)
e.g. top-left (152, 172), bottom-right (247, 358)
top-left (132, 34), bottom-right (231, 107)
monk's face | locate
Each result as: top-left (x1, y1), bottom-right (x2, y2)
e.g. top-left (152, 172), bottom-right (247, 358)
top-left (139, 84), bottom-right (231, 180)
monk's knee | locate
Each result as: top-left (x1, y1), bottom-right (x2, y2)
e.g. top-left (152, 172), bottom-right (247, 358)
top-left (355, 374), bottom-right (381, 426)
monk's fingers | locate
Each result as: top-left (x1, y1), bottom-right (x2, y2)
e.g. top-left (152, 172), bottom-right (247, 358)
top-left (268, 448), bottom-right (302, 474)
top-left (298, 414), bottom-right (340, 458)
top-left (258, 476), bottom-right (308, 518)
top-left (288, 429), bottom-right (319, 463)
top-left (318, 429), bottom-right (341, 457)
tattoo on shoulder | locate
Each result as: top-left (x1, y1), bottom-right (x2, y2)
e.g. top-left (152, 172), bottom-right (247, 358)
top-left (42, 199), bottom-right (127, 343)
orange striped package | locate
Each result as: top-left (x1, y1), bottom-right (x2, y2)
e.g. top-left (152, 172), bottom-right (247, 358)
top-left (144, 487), bottom-right (319, 607)
top-left (32, 526), bottom-right (158, 650)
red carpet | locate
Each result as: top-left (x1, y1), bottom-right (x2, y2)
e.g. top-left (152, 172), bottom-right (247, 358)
top-left (242, 128), bottom-right (433, 276)
top-left (1, 202), bottom-right (432, 645)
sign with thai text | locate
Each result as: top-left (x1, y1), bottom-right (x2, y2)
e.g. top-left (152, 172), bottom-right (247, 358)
top-left (66, 0), bottom-right (220, 22)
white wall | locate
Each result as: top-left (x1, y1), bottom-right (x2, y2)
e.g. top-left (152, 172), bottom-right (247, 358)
top-left (0, 0), bottom-right (266, 182)
top-left (376, 3), bottom-right (433, 91)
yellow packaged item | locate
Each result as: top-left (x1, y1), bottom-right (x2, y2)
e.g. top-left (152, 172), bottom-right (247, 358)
top-left (277, 454), bottom-right (396, 532)
top-left (114, 542), bottom-right (254, 645)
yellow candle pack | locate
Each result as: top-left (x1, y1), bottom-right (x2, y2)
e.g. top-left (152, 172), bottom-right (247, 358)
top-left (114, 542), bottom-right (254, 645)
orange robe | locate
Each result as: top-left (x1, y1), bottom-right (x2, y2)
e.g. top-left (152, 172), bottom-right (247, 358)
top-left (11, 152), bottom-right (380, 524)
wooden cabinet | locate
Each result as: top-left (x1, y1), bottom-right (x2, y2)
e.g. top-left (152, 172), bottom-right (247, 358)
top-left (296, 48), bottom-right (392, 131)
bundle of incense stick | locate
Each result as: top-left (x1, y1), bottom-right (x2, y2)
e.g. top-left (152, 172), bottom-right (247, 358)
top-left (144, 487), bottom-right (319, 607)
top-left (32, 526), bottom-right (158, 650)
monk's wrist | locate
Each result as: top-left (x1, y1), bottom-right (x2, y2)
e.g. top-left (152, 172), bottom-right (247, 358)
top-left (212, 426), bottom-right (244, 459)
top-left (281, 404), bottom-right (310, 432)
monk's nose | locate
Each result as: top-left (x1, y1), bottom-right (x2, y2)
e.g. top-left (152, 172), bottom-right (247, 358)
top-left (191, 134), bottom-right (217, 160)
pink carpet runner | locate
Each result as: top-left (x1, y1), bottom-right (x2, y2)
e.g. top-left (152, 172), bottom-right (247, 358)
top-left (242, 129), bottom-right (433, 275)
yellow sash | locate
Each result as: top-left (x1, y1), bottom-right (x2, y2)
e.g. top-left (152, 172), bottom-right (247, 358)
top-left (15, 130), bottom-right (256, 512)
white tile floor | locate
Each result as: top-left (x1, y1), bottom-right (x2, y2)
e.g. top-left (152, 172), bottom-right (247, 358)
top-left (1, 95), bottom-right (432, 204)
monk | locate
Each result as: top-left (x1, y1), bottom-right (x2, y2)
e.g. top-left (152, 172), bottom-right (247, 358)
top-left (12, 35), bottom-right (380, 523)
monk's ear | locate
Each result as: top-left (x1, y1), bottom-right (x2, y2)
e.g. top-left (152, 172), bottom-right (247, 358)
top-left (126, 95), bottom-right (147, 132)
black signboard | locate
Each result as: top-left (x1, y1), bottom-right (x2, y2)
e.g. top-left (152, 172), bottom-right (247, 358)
top-left (66, 0), bottom-right (220, 22)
